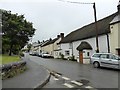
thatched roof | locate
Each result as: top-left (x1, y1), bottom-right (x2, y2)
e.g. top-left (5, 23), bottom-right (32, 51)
top-left (76, 41), bottom-right (92, 51)
top-left (60, 12), bottom-right (117, 43)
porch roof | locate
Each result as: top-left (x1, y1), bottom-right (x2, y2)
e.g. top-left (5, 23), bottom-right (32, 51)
top-left (76, 41), bottom-right (92, 51)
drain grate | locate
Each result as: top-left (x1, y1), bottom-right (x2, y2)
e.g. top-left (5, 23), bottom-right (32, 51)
top-left (79, 79), bottom-right (90, 85)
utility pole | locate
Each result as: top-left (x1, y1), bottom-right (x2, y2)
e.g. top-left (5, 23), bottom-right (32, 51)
top-left (93, 2), bottom-right (99, 53)
top-left (58, 0), bottom-right (100, 53)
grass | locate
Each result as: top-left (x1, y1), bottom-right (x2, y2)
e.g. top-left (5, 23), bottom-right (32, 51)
top-left (0, 55), bottom-right (20, 65)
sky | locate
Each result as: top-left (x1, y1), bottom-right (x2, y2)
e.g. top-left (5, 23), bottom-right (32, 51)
top-left (0, 0), bottom-right (119, 42)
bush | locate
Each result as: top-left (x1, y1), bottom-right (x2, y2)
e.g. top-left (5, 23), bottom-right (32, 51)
top-left (19, 51), bottom-right (24, 57)
top-left (60, 54), bottom-right (64, 59)
top-left (68, 56), bottom-right (77, 61)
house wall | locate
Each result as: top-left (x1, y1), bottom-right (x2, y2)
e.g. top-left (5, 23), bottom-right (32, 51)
top-left (61, 35), bottom-right (108, 62)
top-left (118, 22), bottom-right (120, 48)
top-left (110, 22), bottom-right (120, 54)
top-left (53, 38), bottom-right (62, 58)
top-left (54, 38), bottom-right (61, 50)
top-left (61, 43), bottom-right (72, 59)
top-left (42, 44), bottom-right (53, 56)
top-left (42, 37), bottom-right (62, 57)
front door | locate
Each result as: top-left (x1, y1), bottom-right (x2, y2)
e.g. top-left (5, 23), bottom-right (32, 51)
top-left (79, 51), bottom-right (83, 64)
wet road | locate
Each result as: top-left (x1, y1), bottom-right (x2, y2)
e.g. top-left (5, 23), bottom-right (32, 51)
top-left (27, 54), bottom-right (119, 88)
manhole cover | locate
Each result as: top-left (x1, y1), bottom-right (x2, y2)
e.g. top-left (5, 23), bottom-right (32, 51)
top-left (80, 79), bottom-right (89, 85)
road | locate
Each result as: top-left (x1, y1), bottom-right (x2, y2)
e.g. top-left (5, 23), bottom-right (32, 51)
top-left (26, 54), bottom-right (119, 89)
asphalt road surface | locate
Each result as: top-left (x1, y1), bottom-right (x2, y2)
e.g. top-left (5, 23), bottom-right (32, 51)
top-left (26, 54), bottom-right (119, 89)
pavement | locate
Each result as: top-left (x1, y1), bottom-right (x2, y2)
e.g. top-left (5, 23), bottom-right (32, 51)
top-left (2, 56), bottom-right (51, 89)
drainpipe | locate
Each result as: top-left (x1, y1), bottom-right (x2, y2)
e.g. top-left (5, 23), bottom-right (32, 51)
top-left (72, 42), bottom-right (74, 56)
top-left (106, 34), bottom-right (110, 53)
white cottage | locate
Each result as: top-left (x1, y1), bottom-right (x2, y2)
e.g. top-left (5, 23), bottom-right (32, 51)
top-left (59, 2), bottom-right (120, 64)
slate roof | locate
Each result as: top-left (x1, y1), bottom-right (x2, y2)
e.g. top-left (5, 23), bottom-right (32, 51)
top-left (110, 13), bottom-right (120, 24)
top-left (42, 38), bottom-right (59, 47)
top-left (60, 12), bottom-right (118, 44)
top-left (32, 42), bottom-right (40, 47)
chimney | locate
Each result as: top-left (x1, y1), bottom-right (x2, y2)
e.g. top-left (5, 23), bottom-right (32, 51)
top-left (117, 0), bottom-right (120, 13)
top-left (57, 35), bottom-right (60, 38)
top-left (49, 38), bottom-right (52, 41)
top-left (60, 33), bottom-right (64, 39)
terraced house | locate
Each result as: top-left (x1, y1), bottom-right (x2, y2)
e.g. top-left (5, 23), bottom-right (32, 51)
top-left (41, 33), bottom-right (64, 58)
top-left (58, 2), bottom-right (120, 64)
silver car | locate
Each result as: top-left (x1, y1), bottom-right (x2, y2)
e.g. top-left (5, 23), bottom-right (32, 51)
top-left (91, 53), bottom-right (120, 69)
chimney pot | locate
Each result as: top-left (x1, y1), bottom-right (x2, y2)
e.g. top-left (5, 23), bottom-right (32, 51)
top-left (117, 0), bottom-right (120, 13)
top-left (60, 33), bottom-right (64, 39)
top-left (57, 35), bottom-right (60, 38)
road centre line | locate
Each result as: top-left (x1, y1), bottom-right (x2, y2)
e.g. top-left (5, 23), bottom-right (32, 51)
top-left (63, 83), bottom-right (74, 88)
top-left (55, 73), bottom-right (61, 77)
top-left (85, 86), bottom-right (93, 88)
top-left (53, 77), bottom-right (59, 81)
top-left (71, 80), bottom-right (83, 86)
top-left (62, 76), bottom-right (70, 80)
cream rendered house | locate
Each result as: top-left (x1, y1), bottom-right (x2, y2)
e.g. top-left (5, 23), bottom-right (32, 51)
top-left (110, 1), bottom-right (120, 56)
top-left (41, 33), bottom-right (64, 57)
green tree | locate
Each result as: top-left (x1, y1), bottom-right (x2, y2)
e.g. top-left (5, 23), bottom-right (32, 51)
top-left (27, 43), bottom-right (32, 52)
top-left (2, 10), bottom-right (36, 55)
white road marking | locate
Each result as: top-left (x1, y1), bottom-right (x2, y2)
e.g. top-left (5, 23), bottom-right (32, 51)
top-left (71, 80), bottom-right (83, 86)
top-left (63, 83), bottom-right (74, 88)
top-left (55, 74), bottom-right (61, 77)
top-left (54, 77), bottom-right (59, 81)
top-left (62, 76), bottom-right (70, 80)
top-left (85, 86), bottom-right (93, 88)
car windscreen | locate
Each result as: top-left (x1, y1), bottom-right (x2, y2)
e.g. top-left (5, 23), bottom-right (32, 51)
top-left (114, 55), bottom-right (120, 60)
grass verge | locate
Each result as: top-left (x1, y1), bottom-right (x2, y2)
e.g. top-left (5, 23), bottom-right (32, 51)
top-left (0, 55), bottom-right (20, 65)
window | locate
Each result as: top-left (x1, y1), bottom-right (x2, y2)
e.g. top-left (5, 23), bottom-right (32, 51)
top-left (92, 54), bottom-right (100, 58)
top-left (65, 51), bottom-right (70, 56)
top-left (59, 52), bottom-right (61, 56)
top-left (56, 52), bottom-right (59, 56)
top-left (110, 55), bottom-right (120, 60)
top-left (100, 54), bottom-right (109, 59)
top-left (87, 52), bottom-right (90, 56)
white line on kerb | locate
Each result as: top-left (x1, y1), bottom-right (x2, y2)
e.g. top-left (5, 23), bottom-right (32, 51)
top-left (85, 86), bottom-right (93, 88)
top-left (71, 80), bottom-right (83, 86)
top-left (62, 76), bottom-right (70, 80)
top-left (63, 83), bottom-right (74, 88)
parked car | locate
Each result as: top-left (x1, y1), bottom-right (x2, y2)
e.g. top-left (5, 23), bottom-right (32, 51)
top-left (42, 53), bottom-right (51, 58)
top-left (29, 52), bottom-right (33, 55)
top-left (38, 53), bottom-right (42, 57)
top-left (90, 53), bottom-right (120, 69)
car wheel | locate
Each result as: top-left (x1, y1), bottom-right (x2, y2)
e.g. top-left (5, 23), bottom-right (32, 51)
top-left (93, 62), bottom-right (100, 68)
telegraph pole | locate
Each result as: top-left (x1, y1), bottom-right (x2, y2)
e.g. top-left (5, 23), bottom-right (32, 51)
top-left (58, 0), bottom-right (99, 53)
top-left (93, 2), bottom-right (99, 53)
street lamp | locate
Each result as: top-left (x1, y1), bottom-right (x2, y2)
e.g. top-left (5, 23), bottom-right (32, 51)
top-left (58, 0), bottom-right (99, 53)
